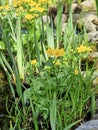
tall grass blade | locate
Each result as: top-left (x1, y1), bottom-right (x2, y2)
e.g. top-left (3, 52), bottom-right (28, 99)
top-left (34, 20), bottom-right (41, 65)
top-left (56, 2), bottom-right (63, 48)
top-left (64, 119), bottom-right (82, 130)
top-left (95, 0), bottom-right (98, 17)
top-left (50, 92), bottom-right (57, 130)
top-left (46, 25), bottom-right (54, 49)
top-left (7, 15), bottom-right (16, 42)
top-left (29, 93), bottom-right (39, 130)
top-left (40, 16), bottom-right (48, 61)
top-left (16, 17), bottom-right (24, 80)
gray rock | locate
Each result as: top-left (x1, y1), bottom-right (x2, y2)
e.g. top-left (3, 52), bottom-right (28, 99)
top-left (62, 22), bottom-right (67, 32)
top-left (76, 14), bottom-right (97, 33)
top-left (85, 21), bottom-right (96, 32)
top-left (89, 52), bottom-right (98, 60)
top-left (87, 31), bottom-right (98, 42)
top-left (75, 120), bottom-right (98, 130)
top-left (81, 0), bottom-right (96, 10)
top-left (42, 15), bottom-right (50, 25)
top-left (92, 114), bottom-right (98, 120)
top-left (72, 3), bottom-right (77, 12)
top-left (54, 14), bottom-right (67, 27)
top-left (81, 13), bottom-right (96, 21)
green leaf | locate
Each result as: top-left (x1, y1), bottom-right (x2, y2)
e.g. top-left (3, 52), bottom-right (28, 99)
top-left (50, 92), bottom-right (57, 130)
top-left (95, 0), bottom-right (98, 17)
top-left (46, 26), bottom-right (54, 49)
top-left (0, 41), bottom-right (5, 50)
top-left (16, 17), bottom-right (24, 80)
top-left (56, 2), bottom-right (63, 48)
top-left (64, 119), bottom-right (82, 130)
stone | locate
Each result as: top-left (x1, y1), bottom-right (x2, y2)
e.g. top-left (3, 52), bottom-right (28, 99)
top-left (72, 3), bottom-right (77, 12)
top-left (42, 15), bottom-right (50, 25)
top-left (81, 0), bottom-right (96, 10)
top-left (89, 52), bottom-right (98, 60)
top-left (84, 21), bottom-right (96, 32)
top-left (76, 14), bottom-right (97, 33)
top-left (72, 3), bottom-right (82, 13)
top-left (81, 14), bottom-right (97, 24)
top-left (62, 22), bottom-right (67, 32)
top-left (54, 14), bottom-right (67, 27)
top-left (87, 31), bottom-right (98, 42)
top-left (92, 114), bottom-right (98, 120)
top-left (73, 13), bottom-right (80, 24)
top-left (75, 120), bottom-right (98, 130)
top-left (92, 19), bottom-right (98, 26)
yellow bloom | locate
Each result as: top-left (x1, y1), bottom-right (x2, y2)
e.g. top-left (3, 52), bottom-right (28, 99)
top-left (29, 1), bottom-right (36, 6)
top-left (46, 48), bottom-right (65, 57)
top-left (29, 8), bottom-right (36, 12)
top-left (46, 48), bottom-right (54, 55)
top-left (74, 69), bottom-right (78, 75)
top-left (54, 60), bottom-right (61, 66)
top-left (18, 6), bottom-right (24, 11)
top-left (36, 7), bottom-right (45, 13)
top-left (3, 4), bottom-right (10, 11)
top-left (25, 14), bottom-right (34, 20)
top-left (76, 45), bottom-right (92, 53)
top-left (31, 59), bottom-right (37, 65)
top-left (53, 48), bottom-right (65, 57)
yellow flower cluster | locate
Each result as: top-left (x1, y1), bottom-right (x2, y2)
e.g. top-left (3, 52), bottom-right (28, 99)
top-left (25, 14), bottom-right (34, 20)
top-left (46, 48), bottom-right (65, 57)
top-left (76, 45), bottom-right (92, 53)
top-left (0, 0), bottom-right (52, 21)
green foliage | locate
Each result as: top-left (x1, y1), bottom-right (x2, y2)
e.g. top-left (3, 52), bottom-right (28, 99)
top-left (0, 0), bottom-right (95, 129)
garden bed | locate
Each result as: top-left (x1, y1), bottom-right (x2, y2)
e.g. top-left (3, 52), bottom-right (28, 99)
top-left (0, 0), bottom-right (98, 130)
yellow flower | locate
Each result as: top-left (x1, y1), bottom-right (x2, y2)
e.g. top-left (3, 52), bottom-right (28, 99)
top-left (74, 69), bottom-right (78, 75)
top-left (76, 45), bottom-right (92, 53)
top-left (25, 14), bottom-right (34, 20)
top-left (53, 60), bottom-right (61, 66)
top-left (36, 7), bottom-right (45, 13)
top-left (3, 4), bottom-right (10, 11)
top-left (31, 59), bottom-right (37, 65)
top-left (53, 48), bottom-right (65, 57)
top-left (46, 48), bottom-right (54, 55)
top-left (29, 1), bottom-right (36, 7)
top-left (18, 6), bottom-right (24, 11)
top-left (46, 48), bottom-right (65, 57)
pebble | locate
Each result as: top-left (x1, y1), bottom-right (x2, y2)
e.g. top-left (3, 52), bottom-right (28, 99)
top-left (75, 120), bottom-right (98, 130)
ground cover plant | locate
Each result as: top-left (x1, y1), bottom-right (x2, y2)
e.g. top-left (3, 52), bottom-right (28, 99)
top-left (0, 0), bottom-right (97, 129)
